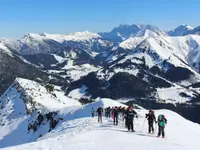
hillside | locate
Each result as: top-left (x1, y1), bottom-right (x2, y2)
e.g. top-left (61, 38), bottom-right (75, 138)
top-left (1, 99), bottom-right (200, 150)
top-left (0, 78), bottom-right (80, 148)
top-left (0, 47), bottom-right (50, 95)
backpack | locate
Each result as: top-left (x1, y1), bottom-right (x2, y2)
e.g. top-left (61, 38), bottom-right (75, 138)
top-left (158, 114), bottom-right (167, 127)
top-left (97, 107), bottom-right (103, 114)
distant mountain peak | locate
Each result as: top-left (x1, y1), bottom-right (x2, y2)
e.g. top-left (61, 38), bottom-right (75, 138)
top-left (69, 30), bottom-right (101, 39)
top-left (168, 24), bottom-right (194, 36)
top-left (180, 24), bottom-right (193, 29)
top-left (100, 23), bottom-right (164, 42)
top-left (40, 32), bottom-right (48, 37)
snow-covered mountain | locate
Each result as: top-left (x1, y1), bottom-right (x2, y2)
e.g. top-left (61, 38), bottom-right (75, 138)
top-left (1, 24), bottom-right (200, 95)
top-left (0, 78), bottom-right (80, 148)
top-left (1, 97), bottom-right (200, 150)
top-left (184, 26), bottom-right (200, 36)
top-left (0, 77), bottom-right (80, 116)
top-left (97, 33), bottom-right (200, 74)
top-left (0, 82), bottom-right (124, 149)
top-left (168, 24), bottom-right (193, 36)
top-left (67, 33), bottom-right (200, 106)
top-left (169, 25), bottom-right (200, 36)
top-left (17, 30), bottom-right (113, 55)
top-left (99, 24), bottom-right (165, 42)
top-left (0, 31), bottom-right (112, 83)
top-left (0, 44), bottom-right (69, 95)
top-left (120, 34), bottom-right (200, 73)
top-left (0, 30), bottom-right (112, 68)
top-left (0, 45), bottom-right (46, 94)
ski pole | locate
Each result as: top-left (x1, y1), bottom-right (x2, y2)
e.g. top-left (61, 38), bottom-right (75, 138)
top-left (141, 118), bottom-right (146, 132)
top-left (136, 117), bottom-right (139, 131)
top-left (154, 121), bottom-right (157, 135)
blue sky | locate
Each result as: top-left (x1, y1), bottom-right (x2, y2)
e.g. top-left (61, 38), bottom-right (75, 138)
top-left (0, 0), bottom-right (199, 38)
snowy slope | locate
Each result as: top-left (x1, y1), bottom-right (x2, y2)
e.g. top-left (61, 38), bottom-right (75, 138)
top-left (0, 78), bottom-right (80, 111)
top-left (108, 35), bottom-right (200, 75)
top-left (2, 103), bottom-right (200, 150)
top-left (54, 86), bottom-right (81, 106)
top-left (156, 87), bottom-right (194, 103)
top-left (183, 26), bottom-right (200, 36)
top-left (0, 78), bottom-right (81, 148)
top-left (0, 78), bottom-right (66, 111)
top-left (0, 41), bottom-right (14, 57)
top-left (0, 38), bottom-right (20, 53)
top-left (0, 94), bottom-right (125, 149)
top-left (58, 98), bottom-right (127, 121)
top-left (62, 63), bottom-right (100, 81)
top-left (46, 62), bottom-right (100, 82)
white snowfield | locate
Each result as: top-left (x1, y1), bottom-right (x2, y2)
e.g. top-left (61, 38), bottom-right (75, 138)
top-left (62, 63), bottom-right (100, 81)
top-left (1, 98), bottom-right (200, 150)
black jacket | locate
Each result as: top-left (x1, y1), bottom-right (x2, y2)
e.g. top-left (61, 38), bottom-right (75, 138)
top-left (146, 113), bottom-right (156, 122)
top-left (97, 107), bottom-right (103, 115)
top-left (125, 110), bottom-right (137, 121)
top-left (113, 108), bottom-right (119, 116)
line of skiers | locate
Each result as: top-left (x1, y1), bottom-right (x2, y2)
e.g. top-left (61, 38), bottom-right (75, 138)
top-left (91, 106), bottom-right (167, 138)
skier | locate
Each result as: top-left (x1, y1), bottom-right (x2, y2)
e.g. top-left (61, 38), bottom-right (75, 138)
top-left (111, 107), bottom-right (114, 119)
top-left (125, 106), bottom-right (138, 132)
top-left (105, 107), bottom-right (110, 118)
top-left (145, 110), bottom-right (156, 134)
top-left (105, 108), bottom-right (108, 117)
top-left (113, 106), bottom-right (119, 125)
top-left (156, 114), bottom-right (167, 138)
top-left (97, 106), bottom-right (103, 123)
top-left (91, 108), bottom-right (95, 118)
top-left (107, 107), bottom-right (111, 118)
top-left (124, 107), bottom-right (128, 127)
top-left (122, 107), bottom-right (126, 121)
